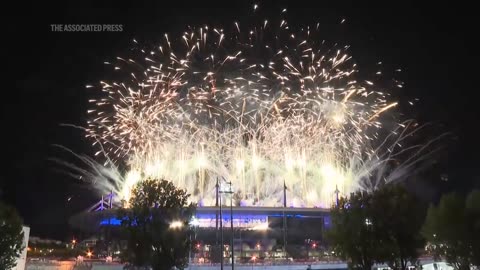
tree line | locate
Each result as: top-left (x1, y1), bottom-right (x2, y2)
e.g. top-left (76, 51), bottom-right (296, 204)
top-left (1, 179), bottom-right (478, 270)
top-left (327, 185), bottom-right (480, 270)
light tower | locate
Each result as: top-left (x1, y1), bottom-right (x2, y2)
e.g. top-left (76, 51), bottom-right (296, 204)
top-left (334, 185), bottom-right (340, 206)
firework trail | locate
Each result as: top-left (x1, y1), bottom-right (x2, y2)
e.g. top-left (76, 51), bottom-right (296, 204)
top-left (78, 11), bottom-right (436, 208)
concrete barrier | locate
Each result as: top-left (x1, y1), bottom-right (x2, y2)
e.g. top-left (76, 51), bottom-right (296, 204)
top-left (187, 264), bottom-right (348, 270)
top-left (27, 261), bottom-right (347, 270)
top-left (26, 259), bottom-right (445, 270)
top-left (26, 261), bottom-right (75, 270)
top-left (26, 261), bottom-right (125, 270)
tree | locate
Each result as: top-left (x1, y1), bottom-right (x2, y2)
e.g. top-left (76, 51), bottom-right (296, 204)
top-left (370, 185), bottom-right (426, 270)
top-left (327, 185), bottom-right (427, 270)
top-left (327, 191), bottom-right (380, 270)
top-left (422, 190), bottom-right (480, 270)
top-left (0, 202), bottom-right (25, 270)
top-left (119, 178), bottom-right (196, 270)
top-left (465, 190), bottom-right (480, 267)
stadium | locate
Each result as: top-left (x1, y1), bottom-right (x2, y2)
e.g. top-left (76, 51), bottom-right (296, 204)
top-left (70, 189), bottom-right (334, 264)
top-left (65, 13), bottom-right (429, 266)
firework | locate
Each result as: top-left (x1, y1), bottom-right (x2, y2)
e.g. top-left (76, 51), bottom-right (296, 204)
top-left (80, 14), bottom-right (433, 208)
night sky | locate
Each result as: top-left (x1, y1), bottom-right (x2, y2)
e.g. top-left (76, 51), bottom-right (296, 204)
top-left (2, 1), bottom-right (478, 240)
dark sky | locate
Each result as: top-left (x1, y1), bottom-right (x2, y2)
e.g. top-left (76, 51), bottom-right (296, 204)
top-left (1, 1), bottom-right (478, 240)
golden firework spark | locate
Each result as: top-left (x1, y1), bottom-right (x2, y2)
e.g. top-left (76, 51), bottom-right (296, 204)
top-left (81, 15), bottom-right (429, 208)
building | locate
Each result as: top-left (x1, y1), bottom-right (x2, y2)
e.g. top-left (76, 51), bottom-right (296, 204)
top-left (12, 226), bottom-right (30, 270)
top-left (70, 205), bottom-right (332, 263)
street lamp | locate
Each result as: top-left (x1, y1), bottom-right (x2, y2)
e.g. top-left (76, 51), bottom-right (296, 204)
top-left (219, 178), bottom-right (234, 270)
top-left (365, 218), bottom-right (372, 226)
top-left (189, 217), bottom-right (200, 265)
top-left (169, 220), bottom-right (183, 229)
top-left (219, 183), bottom-right (224, 270)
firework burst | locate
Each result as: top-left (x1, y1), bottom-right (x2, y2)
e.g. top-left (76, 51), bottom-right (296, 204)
top-left (79, 13), bottom-right (434, 208)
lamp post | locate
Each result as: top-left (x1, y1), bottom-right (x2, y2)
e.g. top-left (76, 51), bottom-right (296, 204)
top-left (188, 218), bottom-right (200, 266)
top-left (239, 229), bottom-right (243, 260)
top-left (220, 188), bottom-right (224, 270)
top-left (216, 177), bottom-right (219, 245)
top-left (220, 178), bottom-right (234, 270)
top-left (230, 183), bottom-right (234, 269)
top-left (189, 233), bottom-right (192, 265)
top-left (283, 180), bottom-right (288, 260)
top-left (334, 185), bottom-right (340, 206)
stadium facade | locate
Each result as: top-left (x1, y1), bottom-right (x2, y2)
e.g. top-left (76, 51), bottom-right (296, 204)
top-left (70, 194), bottom-right (333, 263)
